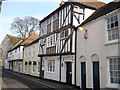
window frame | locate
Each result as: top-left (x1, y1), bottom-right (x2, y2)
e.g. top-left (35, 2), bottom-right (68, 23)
top-left (107, 57), bottom-right (120, 88)
top-left (47, 34), bottom-right (56, 47)
top-left (47, 60), bottom-right (55, 72)
top-left (107, 15), bottom-right (119, 42)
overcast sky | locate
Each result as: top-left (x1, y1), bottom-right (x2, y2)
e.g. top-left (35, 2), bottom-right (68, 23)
top-left (0, 0), bottom-right (111, 44)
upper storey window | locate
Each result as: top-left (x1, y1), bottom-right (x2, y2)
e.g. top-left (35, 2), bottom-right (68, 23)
top-left (47, 13), bottom-right (59, 34)
top-left (107, 15), bottom-right (119, 41)
top-left (53, 13), bottom-right (59, 31)
top-left (47, 17), bottom-right (52, 34)
top-left (53, 13), bottom-right (59, 21)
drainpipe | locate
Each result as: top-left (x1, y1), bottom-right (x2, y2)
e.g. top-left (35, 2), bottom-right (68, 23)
top-left (74, 28), bottom-right (77, 85)
top-left (59, 54), bottom-right (61, 82)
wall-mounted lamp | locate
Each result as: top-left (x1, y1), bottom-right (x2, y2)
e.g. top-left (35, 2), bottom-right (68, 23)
top-left (78, 27), bottom-right (88, 39)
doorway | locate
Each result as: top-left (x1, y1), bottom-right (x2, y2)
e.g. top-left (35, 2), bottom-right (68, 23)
top-left (66, 62), bottom-right (72, 84)
top-left (81, 62), bottom-right (86, 89)
top-left (93, 61), bottom-right (100, 90)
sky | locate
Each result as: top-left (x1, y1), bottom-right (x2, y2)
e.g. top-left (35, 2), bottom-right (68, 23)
top-left (0, 0), bottom-right (112, 44)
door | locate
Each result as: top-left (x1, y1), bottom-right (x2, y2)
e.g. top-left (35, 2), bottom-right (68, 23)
top-left (81, 62), bottom-right (86, 89)
top-left (66, 62), bottom-right (72, 84)
top-left (93, 61), bottom-right (100, 90)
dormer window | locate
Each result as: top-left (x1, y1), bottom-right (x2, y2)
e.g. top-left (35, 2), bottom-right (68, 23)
top-left (107, 15), bottom-right (119, 41)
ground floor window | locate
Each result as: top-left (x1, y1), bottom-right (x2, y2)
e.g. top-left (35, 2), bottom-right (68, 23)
top-left (109, 57), bottom-right (120, 84)
top-left (38, 61), bottom-right (40, 73)
top-left (32, 64), bottom-right (36, 73)
top-left (48, 60), bottom-right (55, 72)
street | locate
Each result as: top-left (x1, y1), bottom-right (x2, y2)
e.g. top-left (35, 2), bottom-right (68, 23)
top-left (2, 69), bottom-right (51, 89)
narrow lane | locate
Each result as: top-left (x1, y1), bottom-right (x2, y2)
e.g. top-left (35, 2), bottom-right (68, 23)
top-left (2, 69), bottom-right (50, 89)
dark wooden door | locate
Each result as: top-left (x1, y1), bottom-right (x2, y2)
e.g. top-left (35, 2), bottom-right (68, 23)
top-left (66, 62), bottom-right (72, 84)
top-left (81, 62), bottom-right (86, 89)
top-left (93, 61), bottom-right (100, 90)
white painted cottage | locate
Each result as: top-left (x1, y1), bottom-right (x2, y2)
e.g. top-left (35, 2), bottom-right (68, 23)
top-left (76, 1), bottom-right (120, 89)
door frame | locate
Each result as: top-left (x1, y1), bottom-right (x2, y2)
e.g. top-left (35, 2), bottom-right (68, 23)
top-left (66, 62), bottom-right (72, 84)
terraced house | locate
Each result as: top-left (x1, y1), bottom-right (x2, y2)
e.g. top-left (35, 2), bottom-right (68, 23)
top-left (76, 1), bottom-right (120, 89)
top-left (23, 34), bottom-right (40, 77)
top-left (8, 33), bottom-right (39, 73)
top-left (38, 0), bottom-right (105, 86)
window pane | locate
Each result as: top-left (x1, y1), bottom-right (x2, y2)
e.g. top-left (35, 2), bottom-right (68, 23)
top-left (111, 17), bottom-right (114, 23)
top-left (111, 23), bottom-right (114, 28)
top-left (111, 77), bottom-right (114, 83)
top-left (110, 71), bottom-right (113, 76)
top-left (115, 21), bottom-right (118, 27)
top-left (107, 25), bottom-right (110, 29)
top-left (114, 15), bottom-right (117, 21)
top-left (107, 18), bottom-right (110, 24)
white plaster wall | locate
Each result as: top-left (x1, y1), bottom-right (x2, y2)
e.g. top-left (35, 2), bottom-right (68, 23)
top-left (44, 56), bottom-right (60, 81)
top-left (76, 18), bottom-right (109, 88)
top-left (23, 42), bottom-right (40, 77)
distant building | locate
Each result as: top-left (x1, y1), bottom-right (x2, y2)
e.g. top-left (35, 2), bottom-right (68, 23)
top-left (7, 33), bottom-right (39, 73)
top-left (0, 34), bottom-right (22, 61)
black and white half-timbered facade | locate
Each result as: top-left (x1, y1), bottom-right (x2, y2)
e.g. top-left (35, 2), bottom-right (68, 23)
top-left (38, 2), bottom-right (97, 85)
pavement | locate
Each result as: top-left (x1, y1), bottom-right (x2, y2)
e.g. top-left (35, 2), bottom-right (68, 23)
top-left (4, 69), bottom-right (80, 89)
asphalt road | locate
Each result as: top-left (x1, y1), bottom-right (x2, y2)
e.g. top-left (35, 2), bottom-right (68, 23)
top-left (2, 69), bottom-right (50, 89)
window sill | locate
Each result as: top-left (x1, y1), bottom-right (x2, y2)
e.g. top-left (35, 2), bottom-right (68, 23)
top-left (106, 83), bottom-right (120, 89)
top-left (47, 71), bottom-right (55, 74)
top-left (105, 40), bottom-right (120, 46)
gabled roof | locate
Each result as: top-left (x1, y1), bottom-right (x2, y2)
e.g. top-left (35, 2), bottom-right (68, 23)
top-left (79, 1), bottom-right (120, 26)
top-left (7, 34), bottom-right (22, 46)
top-left (20, 33), bottom-right (39, 45)
top-left (8, 33), bottom-right (39, 52)
top-left (40, 2), bottom-right (98, 23)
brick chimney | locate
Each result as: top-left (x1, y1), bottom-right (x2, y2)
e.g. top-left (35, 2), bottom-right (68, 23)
top-left (25, 31), bottom-right (29, 39)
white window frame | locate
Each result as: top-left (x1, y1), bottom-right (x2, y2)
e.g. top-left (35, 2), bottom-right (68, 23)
top-left (47, 34), bottom-right (56, 47)
top-left (32, 63), bottom-right (36, 73)
top-left (47, 60), bottom-right (55, 72)
top-left (37, 61), bottom-right (40, 74)
top-left (107, 57), bottom-right (120, 88)
top-left (107, 15), bottom-right (119, 42)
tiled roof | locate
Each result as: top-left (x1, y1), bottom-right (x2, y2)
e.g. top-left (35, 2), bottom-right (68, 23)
top-left (7, 34), bottom-right (22, 46)
top-left (20, 33), bottom-right (39, 46)
top-left (61, 0), bottom-right (105, 9)
top-left (40, 2), bottom-right (97, 23)
top-left (79, 1), bottom-right (120, 26)
top-left (8, 33), bottom-right (39, 52)
top-left (78, 2), bottom-right (105, 9)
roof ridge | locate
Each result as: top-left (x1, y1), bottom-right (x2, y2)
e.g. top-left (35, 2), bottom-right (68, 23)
top-left (7, 34), bottom-right (22, 39)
